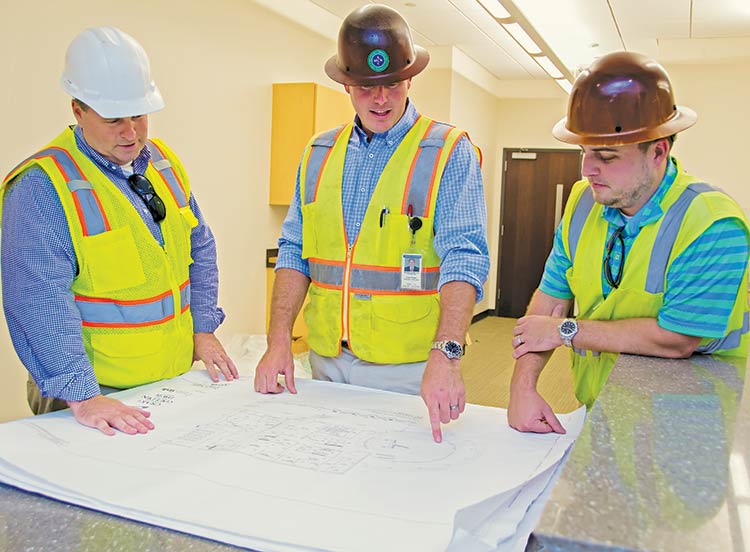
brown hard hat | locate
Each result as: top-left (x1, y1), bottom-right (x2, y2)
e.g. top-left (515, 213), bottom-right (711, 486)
top-left (552, 51), bottom-right (697, 145)
top-left (325, 4), bottom-right (429, 86)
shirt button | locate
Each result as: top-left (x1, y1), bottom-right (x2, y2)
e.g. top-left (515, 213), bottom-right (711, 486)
top-left (356, 222), bottom-right (361, 227)
top-left (368, 153), bottom-right (374, 159)
top-left (387, 140), bottom-right (393, 146)
top-left (360, 187), bottom-right (366, 193)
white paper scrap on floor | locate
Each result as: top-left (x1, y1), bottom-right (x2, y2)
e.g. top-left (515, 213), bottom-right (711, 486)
top-left (0, 371), bottom-right (585, 552)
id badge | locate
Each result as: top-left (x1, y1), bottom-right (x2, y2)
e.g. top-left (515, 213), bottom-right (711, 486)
top-left (401, 253), bottom-right (423, 290)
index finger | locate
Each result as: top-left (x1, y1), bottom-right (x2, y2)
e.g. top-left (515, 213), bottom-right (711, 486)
top-left (284, 366), bottom-right (298, 394)
top-left (426, 400), bottom-right (442, 443)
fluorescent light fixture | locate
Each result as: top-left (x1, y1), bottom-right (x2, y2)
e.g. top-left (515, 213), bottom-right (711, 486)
top-left (477, 0), bottom-right (511, 19)
top-left (502, 22), bottom-right (542, 55)
top-left (555, 78), bottom-right (573, 94)
top-left (533, 55), bottom-right (563, 79)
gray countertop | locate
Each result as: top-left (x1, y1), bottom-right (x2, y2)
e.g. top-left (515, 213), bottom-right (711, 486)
top-left (1, 353), bottom-right (747, 551)
top-left (530, 353), bottom-right (749, 552)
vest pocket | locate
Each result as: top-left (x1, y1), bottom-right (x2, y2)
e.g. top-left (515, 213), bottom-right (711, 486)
top-left (80, 227), bottom-right (146, 293)
top-left (91, 329), bottom-right (166, 388)
top-left (300, 204), bottom-right (319, 259)
top-left (366, 293), bottom-right (439, 361)
top-left (303, 285), bottom-right (341, 356)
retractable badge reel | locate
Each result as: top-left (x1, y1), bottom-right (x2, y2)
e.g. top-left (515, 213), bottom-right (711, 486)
top-left (401, 204), bottom-right (423, 290)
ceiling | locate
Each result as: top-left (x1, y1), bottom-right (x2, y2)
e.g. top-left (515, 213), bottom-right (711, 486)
top-left (253, 0), bottom-right (750, 94)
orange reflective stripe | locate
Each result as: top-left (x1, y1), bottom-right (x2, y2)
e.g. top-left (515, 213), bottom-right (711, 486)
top-left (8, 147), bottom-right (111, 236)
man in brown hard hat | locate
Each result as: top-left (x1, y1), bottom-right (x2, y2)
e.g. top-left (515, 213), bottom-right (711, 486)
top-left (255, 4), bottom-right (490, 443)
top-left (508, 51), bottom-right (749, 433)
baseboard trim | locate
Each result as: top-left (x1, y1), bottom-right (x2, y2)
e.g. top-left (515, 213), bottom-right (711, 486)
top-left (471, 309), bottom-right (493, 324)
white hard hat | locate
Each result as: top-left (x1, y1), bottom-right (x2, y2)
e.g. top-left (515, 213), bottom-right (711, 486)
top-left (61, 26), bottom-right (164, 118)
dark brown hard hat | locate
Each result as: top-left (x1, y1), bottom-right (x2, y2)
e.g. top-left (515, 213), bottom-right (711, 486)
top-left (552, 51), bottom-right (697, 145)
top-left (325, 4), bottom-right (429, 86)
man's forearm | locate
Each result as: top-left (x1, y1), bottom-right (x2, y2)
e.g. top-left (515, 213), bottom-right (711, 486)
top-left (511, 289), bottom-right (571, 391)
top-left (267, 268), bottom-right (310, 348)
top-left (434, 281), bottom-right (476, 342)
top-left (573, 318), bottom-right (700, 358)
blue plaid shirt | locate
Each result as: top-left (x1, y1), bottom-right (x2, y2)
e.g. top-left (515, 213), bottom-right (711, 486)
top-left (277, 101), bottom-right (490, 300)
top-left (540, 157), bottom-right (749, 337)
top-left (1, 126), bottom-right (225, 402)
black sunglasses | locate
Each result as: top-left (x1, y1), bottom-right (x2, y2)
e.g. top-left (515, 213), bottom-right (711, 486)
top-left (604, 226), bottom-right (626, 289)
top-left (128, 174), bottom-right (166, 223)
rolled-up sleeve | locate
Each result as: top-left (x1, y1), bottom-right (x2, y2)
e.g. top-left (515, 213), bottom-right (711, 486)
top-left (276, 164), bottom-right (310, 278)
top-left (433, 136), bottom-right (490, 301)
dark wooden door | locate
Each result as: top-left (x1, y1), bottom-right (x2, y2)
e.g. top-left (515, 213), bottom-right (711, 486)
top-left (496, 149), bottom-right (582, 318)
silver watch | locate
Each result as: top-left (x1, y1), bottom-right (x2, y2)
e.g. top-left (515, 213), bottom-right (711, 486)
top-left (431, 340), bottom-right (464, 360)
top-left (559, 319), bottom-right (579, 347)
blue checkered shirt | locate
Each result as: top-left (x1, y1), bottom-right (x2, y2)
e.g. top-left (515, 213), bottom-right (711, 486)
top-left (1, 126), bottom-right (225, 402)
top-left (277, 101), bottom-right (490, 300)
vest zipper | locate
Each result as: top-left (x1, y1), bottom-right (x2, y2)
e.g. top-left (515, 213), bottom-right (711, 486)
top-left (342, 244), bottom-right (353, 344)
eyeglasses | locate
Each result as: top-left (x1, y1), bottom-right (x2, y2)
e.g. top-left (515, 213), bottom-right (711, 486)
top-left (604, 226), bottom-right (626, 289)
top-left (127, 174), bottom-right (166, 223)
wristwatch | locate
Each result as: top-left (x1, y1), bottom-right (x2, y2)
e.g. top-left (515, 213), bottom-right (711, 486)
top-left (559, 319), bottom-right (579, 347)
top-left (431, 340), bottom-right (465, 360)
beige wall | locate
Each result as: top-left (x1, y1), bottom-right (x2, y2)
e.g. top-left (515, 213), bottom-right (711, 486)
top-left (664, 61), bottom-right (750, 209)
top-left (448, 74), bottom-right (502, 313)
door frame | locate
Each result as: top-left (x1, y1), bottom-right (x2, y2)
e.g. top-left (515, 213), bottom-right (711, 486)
top-left (494, 147), bottom-right (582, 316)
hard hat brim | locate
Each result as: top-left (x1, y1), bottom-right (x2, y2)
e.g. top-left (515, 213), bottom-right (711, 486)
top-left (552, 105), bottom-right (698, 146)
top-left (324, 46), bottom-right (430, 86)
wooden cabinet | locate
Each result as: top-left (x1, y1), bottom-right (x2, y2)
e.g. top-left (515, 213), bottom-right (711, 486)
top-left (269, 82), bottom-right (353, 205)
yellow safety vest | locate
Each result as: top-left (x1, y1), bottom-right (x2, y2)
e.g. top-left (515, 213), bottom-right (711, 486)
top-left (299, 116), bottom-right (469, 363)
top-left (559, 159), bottom-right (750, 406)
top-left (1, 127), bottom-right (197, 388)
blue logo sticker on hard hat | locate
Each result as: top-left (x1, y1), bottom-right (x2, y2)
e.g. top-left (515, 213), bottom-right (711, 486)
top-left (367, 49), bottom-right (390, 73)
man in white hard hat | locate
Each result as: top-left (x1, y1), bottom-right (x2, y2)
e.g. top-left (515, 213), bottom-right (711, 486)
top-left (1, 26), bottom-right (237, 435)
top-left (254, 4), bottom-right (490, 443)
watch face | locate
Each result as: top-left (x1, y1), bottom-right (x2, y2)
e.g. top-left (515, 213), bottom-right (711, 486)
top-left (560, 320), bottom-right (577, 337)
top-left (445, 341), bottom-right (463, 358)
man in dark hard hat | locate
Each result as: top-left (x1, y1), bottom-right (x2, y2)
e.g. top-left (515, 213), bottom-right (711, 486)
top-left (255, 4), bottom-right (490, 443)
top-left (508, 51), bottom-right (749, 433)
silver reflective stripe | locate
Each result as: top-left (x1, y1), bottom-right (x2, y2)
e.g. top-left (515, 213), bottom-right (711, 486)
top-left (76, 293), bottom-right (176, 327)
top-left (696, 311), bottom-right (750, 353)
top-left (32, 147), bottom-right (108, 237)
top-left (303, 127), bottom-right (342, 206)
top-left (153, 159), bottom-right (172, 171)
top-left (350, 268), bottom-right (440, 292)
top-left (645, 182), bottom-right (715, 294)
top-left (573, 348), bottom-right (600, 357)
top-left (309, 262), bottom-right (344, 287)
top-left (310, 262), bottom-right (439, 292)
top-left (180, 282), bottom-right (191, 312)
top-left (147, 140), bottom-right (189, 208)
top-left (67, 179), bottom-right (93, 192)
top-left (568, 187), bottom-right (595, 262)
top-left (405, 122), bottom-right (451, 217)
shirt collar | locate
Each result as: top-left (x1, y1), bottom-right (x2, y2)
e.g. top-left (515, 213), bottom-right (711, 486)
top-left (72, 124), bottom-right (152, 177)
top-left (602, 156), bottom-right (678, 234)
top-left (351, 100), bottom-right (419, 146)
